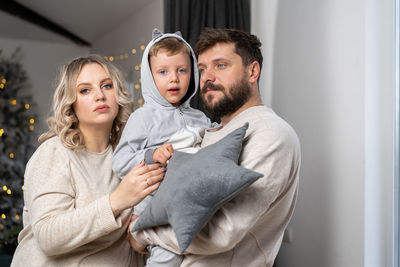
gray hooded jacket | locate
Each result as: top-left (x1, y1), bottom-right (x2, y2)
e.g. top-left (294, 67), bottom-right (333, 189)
top-left (112, 29), bottom-right (212, 178)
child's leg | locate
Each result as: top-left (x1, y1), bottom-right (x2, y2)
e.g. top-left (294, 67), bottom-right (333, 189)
top-left (145, 246), bottom-right (183, 267)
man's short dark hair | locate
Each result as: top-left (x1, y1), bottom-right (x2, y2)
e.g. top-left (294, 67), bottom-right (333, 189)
top-left (195, 28), bottom-right (263, 71)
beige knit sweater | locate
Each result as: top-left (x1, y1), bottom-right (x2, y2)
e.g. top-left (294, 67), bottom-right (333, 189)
top-left (133, 105), bottom-right (301, 267)
top-left (11, 137), bottom-right (143, 267)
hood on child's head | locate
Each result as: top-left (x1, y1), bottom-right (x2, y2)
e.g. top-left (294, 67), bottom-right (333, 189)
top-left (140, 28), bottom-right (199, 109)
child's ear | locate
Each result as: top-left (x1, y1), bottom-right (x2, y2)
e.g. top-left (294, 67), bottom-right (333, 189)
top-left (152, 28), bottom-right (163, 39)
top-left (248, 61), bottom-right (260, 84)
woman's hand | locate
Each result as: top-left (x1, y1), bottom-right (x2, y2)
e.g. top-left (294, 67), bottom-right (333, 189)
top-left (109, 162), bottom-right (164, 217)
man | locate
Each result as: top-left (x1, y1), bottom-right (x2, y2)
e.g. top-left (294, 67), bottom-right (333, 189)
top-left (130, 28), bottom-right (301, 267)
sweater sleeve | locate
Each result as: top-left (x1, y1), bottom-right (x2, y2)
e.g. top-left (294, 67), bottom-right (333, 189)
top-left (132, 123), bottom-right (300, 255)
top-left (112, 111), bottom-right (151, 178)
top-left (26, 141), bottom-right (123, 256)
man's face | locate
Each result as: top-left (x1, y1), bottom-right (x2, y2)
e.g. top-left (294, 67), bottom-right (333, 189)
top-left (197, 43), bottom-right (251, 118)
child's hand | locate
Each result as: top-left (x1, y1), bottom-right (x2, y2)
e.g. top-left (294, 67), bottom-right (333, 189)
top-left (130, 215), bottom-right (138, 222)
top-left (153, 143), bottom-right (174, 166)
top-left (126, 215), bottom-right (149, 254)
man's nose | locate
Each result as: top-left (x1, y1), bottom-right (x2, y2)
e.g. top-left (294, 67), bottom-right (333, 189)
top-left (200, 69), bottom-right (216, 87)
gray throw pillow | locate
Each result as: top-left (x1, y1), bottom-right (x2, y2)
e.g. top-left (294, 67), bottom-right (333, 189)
top-left (132, 123), bottom-right (263, 253)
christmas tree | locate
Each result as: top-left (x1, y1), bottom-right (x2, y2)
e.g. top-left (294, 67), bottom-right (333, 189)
top-left (0, 48), bottom-right (37, 254)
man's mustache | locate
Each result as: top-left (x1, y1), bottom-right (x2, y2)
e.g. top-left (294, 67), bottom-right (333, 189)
top-left (200, 82), bottom-right (224, 94)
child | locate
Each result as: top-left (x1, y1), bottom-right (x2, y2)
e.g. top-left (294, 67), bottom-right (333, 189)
top-left (112, 29), bottom-right (213, 266)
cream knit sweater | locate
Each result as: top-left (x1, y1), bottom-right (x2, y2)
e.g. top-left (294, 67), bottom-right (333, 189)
top-left (11, 137), bottom-right (143, 267)
top-left (133, 105), bottom-right (301, 267)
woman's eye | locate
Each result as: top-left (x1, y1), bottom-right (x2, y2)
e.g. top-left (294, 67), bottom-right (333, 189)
top-left (80, 88), bottom-right (90, 94)
top-left (102, 83), bottom-right (112, 89)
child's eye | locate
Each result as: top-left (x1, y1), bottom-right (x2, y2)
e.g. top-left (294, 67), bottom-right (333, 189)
top-left (159, 70), bottom-right (167, 75)
top-left (178, 68), bottom-right (186, 73)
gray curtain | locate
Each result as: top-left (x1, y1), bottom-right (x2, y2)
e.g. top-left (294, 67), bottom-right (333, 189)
top-left (164, 0), bottom-right (251, 121)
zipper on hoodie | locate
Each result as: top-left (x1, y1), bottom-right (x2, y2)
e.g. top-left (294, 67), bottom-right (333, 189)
top-left (178, 106), bottom-right (199, 143)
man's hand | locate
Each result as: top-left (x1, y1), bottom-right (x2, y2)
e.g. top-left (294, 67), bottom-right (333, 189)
top-left (153, 143), bottom-right (174, 166)
top-left (126, 215), bottom-right (149, 254)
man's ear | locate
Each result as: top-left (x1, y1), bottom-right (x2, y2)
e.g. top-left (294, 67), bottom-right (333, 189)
top-left (247, 61), bottom-right (260, 84)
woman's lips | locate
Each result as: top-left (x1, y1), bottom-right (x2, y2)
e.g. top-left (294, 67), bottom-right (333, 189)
top-left (94, 105), bottom-right (110, 112)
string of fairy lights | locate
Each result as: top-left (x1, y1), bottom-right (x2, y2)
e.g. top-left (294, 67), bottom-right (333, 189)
top-left (0, 77), bottom-right (35, 133)
top-left (103, 44), bottom-right (146, 108)
top-left (0, 76), bottom-right (32, 224)
top-left (103, 45), bottom-right (145, 62)
top-left (0, 46), bottom-right (35, 225)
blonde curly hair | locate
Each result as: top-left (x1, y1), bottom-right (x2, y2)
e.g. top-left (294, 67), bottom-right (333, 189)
top-left (39, 55), bottom-right (134, 150)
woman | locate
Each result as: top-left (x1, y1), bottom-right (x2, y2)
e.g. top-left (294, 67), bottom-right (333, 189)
top-left (11, 55), bottom-right (163, 266)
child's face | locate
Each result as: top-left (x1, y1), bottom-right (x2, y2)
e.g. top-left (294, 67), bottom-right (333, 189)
top-left (150, 50), bottom-right (191, 107)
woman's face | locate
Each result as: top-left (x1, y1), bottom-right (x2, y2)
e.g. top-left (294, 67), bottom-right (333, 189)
top-left (72, 63), bottom-right (119, 132)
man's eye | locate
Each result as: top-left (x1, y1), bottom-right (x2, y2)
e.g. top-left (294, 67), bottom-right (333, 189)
top-left (217, 63), bottom-right (226, 69)
top-left (198, 68), bottom-right (205, 73)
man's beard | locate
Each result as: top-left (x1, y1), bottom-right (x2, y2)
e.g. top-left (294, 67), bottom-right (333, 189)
top-left (200, 75), bottom-right (251, 118)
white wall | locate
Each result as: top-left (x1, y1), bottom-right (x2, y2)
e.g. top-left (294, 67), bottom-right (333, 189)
top-left (364, 0), bottom-right (396, 266)
top-left (0, 37), bottom-right (89, 141)
top-left (251, 0), bottom-right (278, 108)
top-left (252, 0), bottom-right (396, 266)
top-left (90, 0), bottom-right (163, 55)
top-left (91, 0), bottom-right (163, 108)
